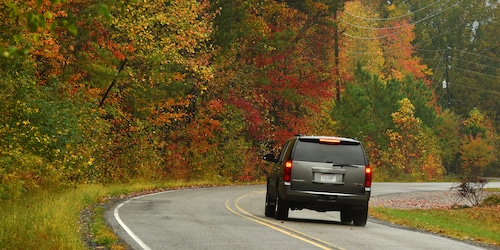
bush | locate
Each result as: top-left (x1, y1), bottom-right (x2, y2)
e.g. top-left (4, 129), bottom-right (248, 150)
top-left (451, 176), bottom-right (488, 206)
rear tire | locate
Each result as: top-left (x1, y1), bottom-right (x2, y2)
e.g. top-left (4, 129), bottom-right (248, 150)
top-left (352, 207), bottom-right (368, 226)
top-left (340, 210), bottom-right (353, 224)
top-left (265, 187), bottom-right (276, 217)
top-left (275, 194), bottom-right (289, 220)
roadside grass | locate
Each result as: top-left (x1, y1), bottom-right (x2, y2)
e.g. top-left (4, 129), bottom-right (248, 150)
top-left (370, 189), bottom-right (500, 247)
top-left (0, 180), bottom-right (235, 250)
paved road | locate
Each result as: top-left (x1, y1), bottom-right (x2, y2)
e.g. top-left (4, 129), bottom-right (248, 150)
top-left (106, 182), bottom-right (500, 250)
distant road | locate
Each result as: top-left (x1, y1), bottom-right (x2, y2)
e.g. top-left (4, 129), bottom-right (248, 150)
top-left (106, 182), bottom-right (500, 250)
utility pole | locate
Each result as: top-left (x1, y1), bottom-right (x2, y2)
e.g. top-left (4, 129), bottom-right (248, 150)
top-left (444, 48), bottom-right (451, 109)
top-left (332, 1), bottom-right (346, 102)
top-left (333, 6), bottom-right (341, 102)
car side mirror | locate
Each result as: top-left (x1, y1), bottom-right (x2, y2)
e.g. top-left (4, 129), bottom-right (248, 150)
top-left (263, 153), bottom-right (278, 163)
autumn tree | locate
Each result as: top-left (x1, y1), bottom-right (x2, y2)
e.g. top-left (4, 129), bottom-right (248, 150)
top-left (0, 0), bottom-right (115, 198)
top-left (254, 1), bottom-right (336, 143)
top-left (460, 135), bottom-right (495, 177)
top-left (378, 98), bottom-right (444, 180)
top-left (211, 0), bottom-right (339, 152)
top-left (99, 0), bottom-right (218, 180)
top-left (459, 108), bottom-right (497, 177)
top-left (451, 108), bottom-right (497, 205)
top-left (340, 0), bottom-right (384, 79)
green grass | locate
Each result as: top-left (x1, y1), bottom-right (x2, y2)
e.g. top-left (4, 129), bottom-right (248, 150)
top-left (370, 205), bottom-right (500, 247)
top-left (0, 180), bottom-right (236, 250)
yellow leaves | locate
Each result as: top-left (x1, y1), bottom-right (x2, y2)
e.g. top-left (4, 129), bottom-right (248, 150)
top-left (386, 4), bottom-right (396, 12)
top-left (341, 1), bottom-right (384, 76)
top-left (391, 98), bottom-right (421, 131)
top-left (109, 0), bottom-right (214, 89)
top-left (86, 157), bottom-right (95, 166)
top-left (463, 107), bottom-right (486, 127)
top-left (379, 98), bottom-right (443, 180)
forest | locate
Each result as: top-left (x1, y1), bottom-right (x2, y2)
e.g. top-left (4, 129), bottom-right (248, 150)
top-left (0, 0), bottom-right (499, 200)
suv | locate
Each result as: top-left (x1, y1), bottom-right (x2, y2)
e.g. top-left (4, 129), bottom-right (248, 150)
top-left (263, 135), bottom-right (372, 226)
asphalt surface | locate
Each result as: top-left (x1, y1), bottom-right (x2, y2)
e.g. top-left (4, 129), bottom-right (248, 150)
top-left (106, 182), bottom-right (500, 250)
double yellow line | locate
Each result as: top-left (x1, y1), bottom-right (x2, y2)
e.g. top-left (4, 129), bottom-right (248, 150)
top-left (225, 191), bottom-right (345, 250)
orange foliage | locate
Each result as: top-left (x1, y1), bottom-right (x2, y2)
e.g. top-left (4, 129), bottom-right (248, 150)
top-left (460, 134), bottom-right (495, 175)
top-left (378, 19), bottom-right (428, 80)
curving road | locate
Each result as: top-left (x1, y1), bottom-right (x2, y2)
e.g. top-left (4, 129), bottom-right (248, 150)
top-left (106, 182), bottom-right (500, 250)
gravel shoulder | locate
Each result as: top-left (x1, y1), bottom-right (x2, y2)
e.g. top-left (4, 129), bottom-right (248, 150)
top-left (370, 190), bottom-right (494, 210)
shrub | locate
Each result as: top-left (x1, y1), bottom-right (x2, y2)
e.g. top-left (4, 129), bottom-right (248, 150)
top-left (451, 176), bottom-right (488, 206)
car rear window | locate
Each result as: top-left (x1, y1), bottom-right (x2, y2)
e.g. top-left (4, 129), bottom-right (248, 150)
top-left (293, 140), bottom-right (366, 164)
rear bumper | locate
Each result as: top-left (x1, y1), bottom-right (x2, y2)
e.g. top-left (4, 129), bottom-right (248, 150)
top-left (280, 187), bottom-right (370, 211)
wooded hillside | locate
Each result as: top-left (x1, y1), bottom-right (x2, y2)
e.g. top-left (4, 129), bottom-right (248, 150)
top-left (1, 0), bottom-right (498, 199)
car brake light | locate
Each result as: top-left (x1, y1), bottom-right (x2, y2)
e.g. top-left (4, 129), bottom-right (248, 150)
top-left (284, 160), bottom-right (292, 182)
top-left (365, 166), bottom-right (372, 187)
top-left (319, 138), bottom-right (341, 145)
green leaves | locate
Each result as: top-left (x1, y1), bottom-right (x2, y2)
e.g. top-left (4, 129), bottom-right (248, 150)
top-left (2, 46), bottom-right (28, 58)
top-left (334, 68), bottom-right (445, 181)
top-left (97, 3), bottom-right (111, 21)
top-left (5, 2), bottom-right (19, 18)
top-left (61, 20), bottom-right (78, 35)
top-left (27, 12), bottom-right (46, 32)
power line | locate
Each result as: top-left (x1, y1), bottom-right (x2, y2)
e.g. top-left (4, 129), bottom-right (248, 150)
top-left (342, 0), bottom-right (447, 21)
top-left (343, 30), bottom-right (403, 40)
top-left (453, 66), bottom-right (500, 79)
top-left (451, 57), bottom-right (500, 71)
top-left (416, 49), bottom-right (447, 52)
top-left (430, 51), bottom-right (446, 92)
top-left (340, 20), bottom-right (466, 55)
top-left (413, 22), bottom-right (467, 48)
top-left (415, 48), bottom-right (443, 52)
top-left (343, 13), bottom-right (466, 41)
top-left (453, 83), bottom-right (500, 95)
top-left (341, 0), bottom-right (466, 38)
top-left (451, 48), bottom-right (500, 62)
top-left (421, 58), bottom-right (446, 61)
top-left (340, 18), bottom-right (407, 32)
top-left (340, 0), bottom-right (458, 31)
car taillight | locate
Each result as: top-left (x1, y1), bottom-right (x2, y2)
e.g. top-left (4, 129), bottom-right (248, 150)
top-left (319, 138), bottom-right (341, 144)
top-left (365, 166), bottom-right (372, 187)
top-left (284, 160), bottom-right (293, 182)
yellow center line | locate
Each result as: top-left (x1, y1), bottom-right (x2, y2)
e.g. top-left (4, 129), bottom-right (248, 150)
top-left (225, 191), bottom-right (345, 250)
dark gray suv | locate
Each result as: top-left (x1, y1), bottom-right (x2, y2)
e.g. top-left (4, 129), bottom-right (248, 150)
top-left (263, 135), bottom-right (372, 226)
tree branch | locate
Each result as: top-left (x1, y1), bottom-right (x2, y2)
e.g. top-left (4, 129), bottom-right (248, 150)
top-left (99, 58), bottom-right (128, 108)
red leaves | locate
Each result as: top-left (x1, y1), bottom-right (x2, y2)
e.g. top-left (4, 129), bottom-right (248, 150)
top-left (228, 94), bottom-right (265, 140)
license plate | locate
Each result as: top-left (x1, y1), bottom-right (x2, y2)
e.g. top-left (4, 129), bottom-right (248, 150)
top-left (320, 173), bottom-right (342, 183)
